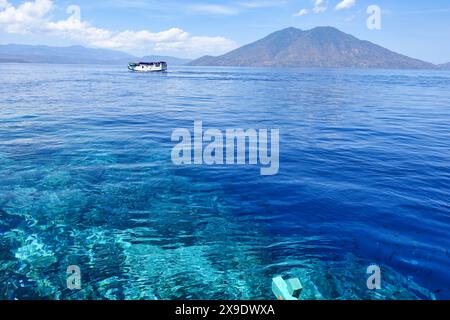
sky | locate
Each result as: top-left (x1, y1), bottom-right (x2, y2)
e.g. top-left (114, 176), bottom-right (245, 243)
top-left (0, 0), bottom-right (449, 63)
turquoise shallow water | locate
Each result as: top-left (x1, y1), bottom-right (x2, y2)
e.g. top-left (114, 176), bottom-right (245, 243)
top-left (0, 64), bottom-right (449, 299)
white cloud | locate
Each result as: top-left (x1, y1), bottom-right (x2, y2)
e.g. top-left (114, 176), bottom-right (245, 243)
top-left (238, 0), bottom-right (287, 9)
top-left (189, 4), bottom-right (239, 15)
top-left (293, 9), bottom-right (308, 17)
top-left (294, 0), bottom-right (327, 16)
top-left (0, 0), bottom-right (238, 57)
top-left (0, 0), bottom-right (11, 9)
top-left (190, 1), bottom-right (287, 15)
top-left (313, 0), bottom-right (327, 13)
top-left (0, 0), bottom-right (53, 33)
top-left (314, 0), bottom-right (325, 6)
top-left (312, 6), bottom-right (326, 13)
top-left (335, 0), bottom-right (356, 10)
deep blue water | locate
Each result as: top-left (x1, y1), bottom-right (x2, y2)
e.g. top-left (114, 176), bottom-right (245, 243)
top-left (0, 64), bottom-right (449, 300)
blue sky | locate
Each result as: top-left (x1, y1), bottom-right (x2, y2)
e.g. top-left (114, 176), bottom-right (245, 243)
top-left (1, 0), bottom-right (449, 63)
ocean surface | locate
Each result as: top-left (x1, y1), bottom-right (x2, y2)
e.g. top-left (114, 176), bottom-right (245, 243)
top-left (0, 64), bottom-right (449, 300)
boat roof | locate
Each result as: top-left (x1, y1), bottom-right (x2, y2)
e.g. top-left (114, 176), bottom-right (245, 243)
top-left (135, 61), bottom-right (166, 65)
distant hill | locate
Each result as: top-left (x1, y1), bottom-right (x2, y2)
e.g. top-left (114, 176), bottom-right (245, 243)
top-left (0, 57), bottom-right (28, 63)
top-left (438, 62), bottom-right (450, 69)
top-left (0, 44), bottom-right (135, 64)
top-left (0, 44), bottom-right (190, 65)
top-left (141, 55), bottom-right (190, 66)
top-left (189, 27), bottom-right (435, 69)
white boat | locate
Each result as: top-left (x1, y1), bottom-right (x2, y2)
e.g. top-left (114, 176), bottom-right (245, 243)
top-left (128, 61), bottom-right (167, 72)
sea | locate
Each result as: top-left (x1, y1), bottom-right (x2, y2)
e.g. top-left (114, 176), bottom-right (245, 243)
top-left (0, 64), bottom-right (449, 300)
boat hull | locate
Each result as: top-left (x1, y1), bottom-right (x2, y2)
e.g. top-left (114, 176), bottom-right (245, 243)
top-left (128, 62), bottom-right (167, 72)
